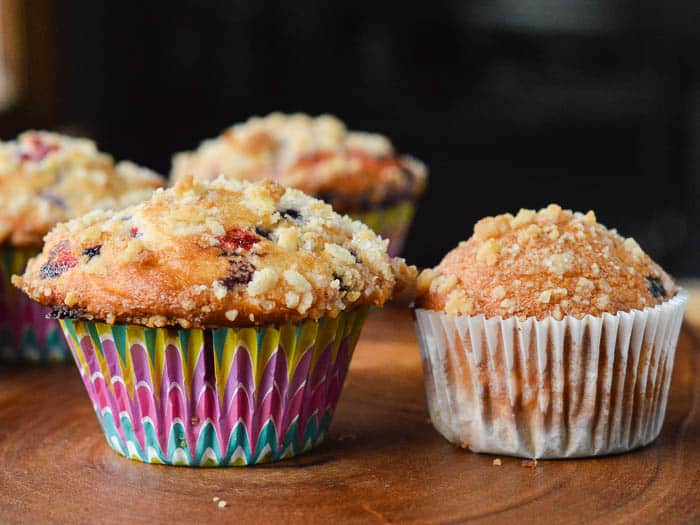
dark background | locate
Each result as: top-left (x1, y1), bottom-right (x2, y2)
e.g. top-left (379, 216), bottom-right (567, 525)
top-left (3, 1), bottom-right (699, 274)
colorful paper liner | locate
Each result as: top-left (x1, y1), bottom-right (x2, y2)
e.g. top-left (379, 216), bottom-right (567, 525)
top-left (350, 201), bottom-right (415, 257)
top-left (0, 247), bottom-right (70, 363)
top-left (414, 290), bottom-right (688, 459)
top-left (59, 307), bottom-right (368, 466)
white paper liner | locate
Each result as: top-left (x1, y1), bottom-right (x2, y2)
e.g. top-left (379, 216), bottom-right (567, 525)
top-left (414, 289), bottom-right (688, 458)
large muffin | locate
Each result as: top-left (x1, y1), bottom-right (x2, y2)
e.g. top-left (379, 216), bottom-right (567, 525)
top-left (0, 130), bottom-right (163, 362)
top-left (16, 176), bottom-right (414, 327)
top-left (414, 204), bottom-right (687, 459)
top-left (171, 112), bottom-right (427, 256)
top-left (14, 177), bottom-right (415, 466)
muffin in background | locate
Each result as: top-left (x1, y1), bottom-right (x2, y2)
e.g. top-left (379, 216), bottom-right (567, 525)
top-left (171, 112), bottom-right (427, 256)
top-left (0, 131), bottom-right (164, 363)
top-left (14, 176), bottom-right (415, 466)
top-left (414, 204), bottom-right (687, 458)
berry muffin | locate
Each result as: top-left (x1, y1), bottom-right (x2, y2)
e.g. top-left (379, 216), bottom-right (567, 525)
top-left (171, 112), bottom-right (427, 256)
top-left (414, 204), bottom-right (687, 458)
top-left (0, 131), bottom-right (163, 362)
top-left (14, 176), bottom-right (415, 466)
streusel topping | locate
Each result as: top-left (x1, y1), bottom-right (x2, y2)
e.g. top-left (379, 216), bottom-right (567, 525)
top-left (0, 131), bottom-right (164, 247)
top-left (14, 176), bottom-right (416, 328)
top-left (171, 113), bottom-right (427, 212)
top-left (416, 204), bottom-right (676, 320)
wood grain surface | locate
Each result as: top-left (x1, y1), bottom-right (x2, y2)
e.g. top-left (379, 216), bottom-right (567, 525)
top-left (1, 303), bottom-right (699, 524)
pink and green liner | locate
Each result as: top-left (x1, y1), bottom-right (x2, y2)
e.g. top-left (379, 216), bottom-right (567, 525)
top-left (0, 247), bottom-right (70, 363)
top-left (59, 307), bottom-right (367, 466)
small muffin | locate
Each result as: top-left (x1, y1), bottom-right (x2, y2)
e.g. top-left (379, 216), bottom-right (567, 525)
top-left (172, 112), bottom-right (427, 256)
top-left (15, 177), bottom-right (415, 466)
top-left (0, 131), bottom-right (163, 362)
top-left (414, 204), bottom-right (687, 458)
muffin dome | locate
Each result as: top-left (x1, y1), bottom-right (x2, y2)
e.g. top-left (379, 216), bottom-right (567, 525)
top-left (171, 112), bottom-right (427, 213)
top-left (416, 204), bottom-right (676, 320)
top-left (14, 176), bottom-right (416, 328)
top-left (0, 131), bottom-right (164, 247)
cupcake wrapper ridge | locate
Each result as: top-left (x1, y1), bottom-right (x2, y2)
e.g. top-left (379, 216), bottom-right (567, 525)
top-left (414, 290), bottom-right (688, 459)
top-left (60, 307), bottom-right (368, 466)
top-left (0, 247), bottom-right (70, 363)
top-left (351, 201), bottom-right (415, 257)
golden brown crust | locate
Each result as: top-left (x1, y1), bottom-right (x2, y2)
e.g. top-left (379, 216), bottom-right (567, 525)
top-left (0, 131), bottom-right (164, 247)
top-left (14, 177), bottom-right (416, 328)
top-left (415, 204), bottom-right (676, 320)
top-left (171, 113), bottom-right (427, 213)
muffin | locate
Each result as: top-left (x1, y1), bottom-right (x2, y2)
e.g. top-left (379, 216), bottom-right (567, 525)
top-left (0, 131), bottom-right (163, 362)
top-left (171, 112), bottom-right (427, 256)
top-left (14, 176), bottom-right (415, 466)
top-left (414, 204), bottom-right (687, 458)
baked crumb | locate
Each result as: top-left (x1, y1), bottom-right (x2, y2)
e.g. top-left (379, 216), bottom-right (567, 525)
top-left (15, 177), bottom-right (416, 328)
top-left (521, 459), bottom-right (538, 468)
top-left (476, 239), bottom-right (500, 266)
top-left (171, 112), bottom-right (427, 213)
top-left (416, 204), bottom-right (676, 319)
top-left (492, 458), bottom-right (502, 466)
top-left (0, 130), bottom-right (163, 247)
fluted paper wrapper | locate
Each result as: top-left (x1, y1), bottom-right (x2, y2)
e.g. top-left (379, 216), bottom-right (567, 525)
top-left (59, 307), bottom-right (367, 466)
top-left (350, 201), bottom-right (415, 257)
top-left (414, 291), bottom-right (688, 458)
top-left (0, 247), bottom-right (70, 363)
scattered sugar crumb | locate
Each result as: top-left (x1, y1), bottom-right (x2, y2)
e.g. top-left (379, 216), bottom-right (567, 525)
top-left (416, 203), bottom-right (677, 321)
top-left (476, 239), bottom-right (500, 266)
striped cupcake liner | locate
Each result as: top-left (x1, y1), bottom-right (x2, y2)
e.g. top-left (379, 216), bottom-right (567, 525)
top-left (351, 201), bottom-right (415, 257)
top-left (0, 247), bottom-right (70, 363)
top-left (414, 291), bottom-right (688, 458)
top-left (59, 307), bottom-right (368, 466)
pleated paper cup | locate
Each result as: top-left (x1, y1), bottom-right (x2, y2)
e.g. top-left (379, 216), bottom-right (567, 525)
top-left (0, 247), bottom-right (70, 363)
top-left (414, 290), bottom-right (688, 459)
top-left (350, 201), bottom-right (415, 257)
top-left (59, 307), bottom-right (368, 466)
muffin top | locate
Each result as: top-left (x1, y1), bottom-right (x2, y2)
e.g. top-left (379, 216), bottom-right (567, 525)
top-left (171, 112), bottom-right (427, 213)
top-left (14, 176), bottom-right (416, 328)
top-left (416, 204), bottom-right (676, 320)
top-left (0, 131), bottom-right (164, 247)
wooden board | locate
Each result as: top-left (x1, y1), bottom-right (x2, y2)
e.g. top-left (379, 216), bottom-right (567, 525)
top-left (1, 305), bottom-right (699, 524)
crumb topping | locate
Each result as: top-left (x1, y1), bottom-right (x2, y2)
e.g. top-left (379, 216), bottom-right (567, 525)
top-left (14, 176), bottom-right (416, 328)
top-left (416, 204), bottom-right (677, 319)
top-left (0, 131), bottom-right (164, 247)
top-left (171, 112), bottom-right (427, 213)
